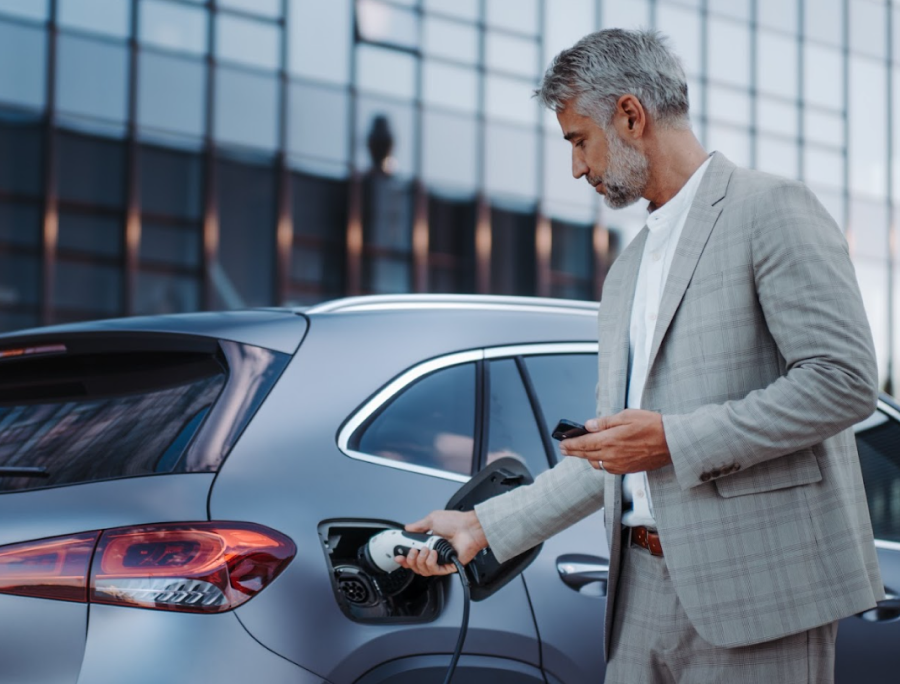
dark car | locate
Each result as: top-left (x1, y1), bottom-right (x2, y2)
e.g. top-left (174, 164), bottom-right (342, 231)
top-left (0, 295), bottom-right (897, 684)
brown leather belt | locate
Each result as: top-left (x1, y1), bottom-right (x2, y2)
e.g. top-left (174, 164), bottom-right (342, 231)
top-left (626, 525), bottom-right (664, 556)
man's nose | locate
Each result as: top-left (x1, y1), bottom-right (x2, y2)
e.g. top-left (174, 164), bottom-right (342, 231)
top-left (572, 152), bottom-right (587, 179)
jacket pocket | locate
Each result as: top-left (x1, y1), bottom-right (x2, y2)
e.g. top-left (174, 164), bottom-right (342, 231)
top-left (714, 448), bottom-right (822, 498)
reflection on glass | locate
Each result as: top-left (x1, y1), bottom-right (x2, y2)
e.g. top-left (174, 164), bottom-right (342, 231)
top-left (140, 0), bottom-right (207, 56)
top-left (136, 271), bottom-right (200, 314)
top-left (849, 57), bottom-right (887, 197)
top-left (486, 0), bottom-right (538, 35)
top-left (757, 97), bottom-right (797, 138)
top-left (804, 147), bottom-right (843, 189)
top-left (757, 0), bottom-right (798, 34)
top-left (756, 135), bottom-right (798, 177)
top-left (708, 86), bottom-right (750, 127)
top-left (423, 109), bottom-right (477, 192)
top-left (58, 0), bottom-right (130, 38)
top-left (487, 32), bottom-right (538, 79)
top-left (0, 253), bottom-right (39, 305)
top-left (56, 34), bottom-right (128, 123)
top-left (486, 123), bottom-right (538, 200)
top-left (289, 82), bottom-right (349, 164)
top-left (356, 0), bottom-right (419, 50)
top-left (423, 61), bottom-right (478, 113)
top-left (356, 44), bottom-right (416, 99)
top-left (707, 17), bottom-right (749, 88)
top-left (216, 13), bottom-right (281, 70)
top-left (356, 98), bottom-right (415, 176)
top-left (804, 43), bottom-right (843, 110)
top-left (602, 0), bottom-right (649, 30)
top-left (0, 20), bottom-right (46, 110)
top-left (138, 51), bottom-right (206, 138)
top-left (424, 15), bottom-right (478, 64)
top-left (488, 359), bottom-right (548, 475)
top-left (486, 75), bottom-right (538, 126)
top-left (757, 31), bottom-right (797, 99)
top-left (0, 0), bottom-right (48, 21)
top-left (288, 0), bottom-right (351, 84)
top-left (219, 0), bottom-right (281, 19)
top-left (805, 0), bottom-right (842, 46)
top-left (656, 3), bottom-right (701, 75)
top-left (424, 0), bottom-right (479, 20)
top-left (214, 67), bottom-right (278, 151)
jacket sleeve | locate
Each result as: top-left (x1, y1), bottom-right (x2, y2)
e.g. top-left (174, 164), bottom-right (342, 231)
top-left (663, 182), bottom-right (879, 491)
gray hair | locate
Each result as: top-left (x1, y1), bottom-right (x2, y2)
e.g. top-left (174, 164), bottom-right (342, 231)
top-left (536, 29), bottom-right (691, 130)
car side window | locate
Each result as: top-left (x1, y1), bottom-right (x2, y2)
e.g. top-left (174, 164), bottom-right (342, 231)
top-left (523, 353), bottom-right (598, 461)
top-left (855, 410), bottom-right (900, 544)
top-left (486, 359), bottom-right (549, 475)
top-left (356, 363), bottom-right (476, 476)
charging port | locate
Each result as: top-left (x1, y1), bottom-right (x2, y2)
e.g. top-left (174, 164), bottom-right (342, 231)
top-left (318, 521), bottom-right (444, 624)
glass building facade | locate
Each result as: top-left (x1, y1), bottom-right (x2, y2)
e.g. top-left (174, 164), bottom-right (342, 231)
top-left (0, 0), bottom-right (898, 388)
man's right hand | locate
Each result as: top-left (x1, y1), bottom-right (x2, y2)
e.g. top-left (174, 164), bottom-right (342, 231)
top-left (395, 509), bottom-right (488, 576)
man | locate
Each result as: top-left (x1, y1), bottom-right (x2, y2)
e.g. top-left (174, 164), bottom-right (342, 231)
top-left (398, 29), bottom-right (883, 683)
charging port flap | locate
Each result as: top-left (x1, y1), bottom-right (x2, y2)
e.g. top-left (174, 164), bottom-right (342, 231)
top-left (444, 457), bottom-right (541, 601)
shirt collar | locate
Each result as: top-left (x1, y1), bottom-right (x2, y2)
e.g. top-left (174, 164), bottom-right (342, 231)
top-left (646, 155), bottom-right (712, 233)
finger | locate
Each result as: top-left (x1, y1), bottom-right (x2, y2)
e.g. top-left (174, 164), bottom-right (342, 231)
top-left (404, 516), bottom-right (432, 534)
top-left (422, 548), bottom-right (457, 575)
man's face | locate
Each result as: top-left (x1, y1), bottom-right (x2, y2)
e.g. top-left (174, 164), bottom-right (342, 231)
top-left (557, 105), bottom-right (649, 209)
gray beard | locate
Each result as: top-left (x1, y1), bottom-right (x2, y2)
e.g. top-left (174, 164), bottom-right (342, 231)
top-left (602, 130), bottom-right (649, 209)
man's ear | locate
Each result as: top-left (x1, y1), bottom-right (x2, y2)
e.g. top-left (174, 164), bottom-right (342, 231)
top-left (615, 94), bottom-right (645, 138)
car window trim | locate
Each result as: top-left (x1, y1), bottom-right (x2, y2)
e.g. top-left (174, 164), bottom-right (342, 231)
top-left (338, 343), bottom-right (598, 482)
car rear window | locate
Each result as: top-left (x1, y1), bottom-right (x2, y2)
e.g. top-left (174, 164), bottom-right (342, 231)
top-left (0, 335), bottom-right (289, 493)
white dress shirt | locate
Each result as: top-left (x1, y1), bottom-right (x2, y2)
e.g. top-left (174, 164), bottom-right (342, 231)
top-left (621, 156), bottom-right (712, 528)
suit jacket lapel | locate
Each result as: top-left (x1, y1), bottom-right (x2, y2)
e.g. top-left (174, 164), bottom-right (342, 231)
top-left (645, 153), bottom-right (736, 377)
top-left (607, 227), bottom-right (647, 413)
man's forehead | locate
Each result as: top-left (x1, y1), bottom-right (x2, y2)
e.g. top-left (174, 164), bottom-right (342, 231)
top-left (557, 106), bottom-right (593, 138)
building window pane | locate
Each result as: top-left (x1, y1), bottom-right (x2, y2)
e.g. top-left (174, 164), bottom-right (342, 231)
top-left (139, 0), bottom-right (207, 56)
top-left (757, 31), bottom-right (798, 99)
top-left (854, 258), bottom-right (889, 385)
top-left (601, 0), bottom-right (649, 30)
top-left (486, 75), bottom-right (539, 126)
top-left (288, 0), bottom-right (351, 85)
top-left (0, 20), bottom-right (46, 111)
top-left (139, 145), bottom-right (203, 220)
top-left (756, 134), bottom-right (798, 178)
top-left (423, 61), bottom-right (478, 114)
top-left (423, 0), bottom-right (479, 21)
top-left (655, 3), bottom-right (701, 76)
top-left (487, 32), bottom-right (538, 79)
top-left (543, 132), bottom-right (595, 222)
top-left (423, 110), bottom-right (477, 193)
top-left (216, 13), bottom-right (281, 71)
top-left (550, 219), bottom-right (594, 300)
top-left (491, 207), bottom-right (536, 295)
top-left (140, 222), bottom-right (201, 269)
top-left (486, 123), bottom-right (537, 201)
top-left (0, 0), bottom-right (48, 21)
top-left (219, 0), bottom-right (281, 19)
top-left (805, 0), bottom-right (843, 47)
top-left (356, 44), bottom-right (416, 99)
top-left (707, 124), bottom-right (750, 168)
top-left (757, 97), bottom-right (798, 138)
top-left (804, 146), bottom-right (844, 189)
top-left (545, 0), bottom-right (596, 68)
top-left (0, 114), bottom-right (43, 196)
top-left (804, 108), bottom-right (843, 146)
top-left (53, 260), bottom-right (122, 317)
top-left (708, 0), bottom-right (750, 20)
top-left (356, 0), bottom-right (419, 50)
top-left (58, 0), bottom-right (130, 39)
top-left (0, 253), bottom-right (39, 307)
top-left (138, 51), bottom-right (206, 139)
top-left (758, 0), bottom-right (798, 35)
top-left (428, 194), bottom-right (476, 293)
top-left (708, 86), bottom-right (751, 128)
top-left (804, 43), bottom-right (843, 110)
top-left (215, 157), bottom-right (276, 308)
top-left (56, 33), bottom-right (129, 124)
top-left (288, 81), bottom-right (350, 164)
top-left (0, 200), bottom-right (41, 248)
top-left (135, 271), bottom-right (200, 314)
top-left (214, 67), bottom-right (279, 151)
top-left (356, 98), bottom-right (416, 177)
top-left (57, 132), bottom-right (125, 208)
top-left (486, 0), bottom-right (538, 35)
top-left (849, 57), bottom-right (887, 197)
top-left (424, 15), bottom-right (478, 64)
top-left (851, 0), bottom-right (886, 59)
top-left (58, 211), bottom-right (122, 258)
top-left (708, 17), bottom-right (750, 88)
top-left (851, 198), bottom-right (889, 263)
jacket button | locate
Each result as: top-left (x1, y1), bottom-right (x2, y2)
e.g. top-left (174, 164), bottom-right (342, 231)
top-left (700, 473), bottom-right (711, 482)
top-left (733, 463), bottom-right (741, 471)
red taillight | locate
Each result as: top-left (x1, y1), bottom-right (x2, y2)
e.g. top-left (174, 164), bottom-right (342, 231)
top-left (0, 531), bottom-right (99, 602)
top-left (0, 523), bottom-right (295, 614)
top-left (91, 523), bottom-right (296, 613)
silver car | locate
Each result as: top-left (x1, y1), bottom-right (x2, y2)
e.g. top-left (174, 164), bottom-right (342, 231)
top-left (0, 295), bottom-right (897, 684)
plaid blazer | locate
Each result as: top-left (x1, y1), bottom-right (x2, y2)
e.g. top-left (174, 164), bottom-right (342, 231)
top-left (476, 152), bottom-right (884, 650)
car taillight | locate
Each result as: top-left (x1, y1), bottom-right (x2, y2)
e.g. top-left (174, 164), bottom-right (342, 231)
top-left (0, 531), bottom-right (99, 602)
top-left (0, 523), bottom-right (295, 614)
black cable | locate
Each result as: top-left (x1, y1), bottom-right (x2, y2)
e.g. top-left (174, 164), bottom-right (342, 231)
top-left (443, 556), bottom-right (470, 684)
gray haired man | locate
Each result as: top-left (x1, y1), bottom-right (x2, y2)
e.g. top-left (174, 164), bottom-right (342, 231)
top-left (399, 29), bottom-right (882, 683)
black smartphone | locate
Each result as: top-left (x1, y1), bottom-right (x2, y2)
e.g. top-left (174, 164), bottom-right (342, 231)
top-left (551, 419), bottom-right (588, 441)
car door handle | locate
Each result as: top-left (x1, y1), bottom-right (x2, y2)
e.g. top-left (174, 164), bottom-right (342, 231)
top-left (857, 589), bottom-right (900, 623)
top-left (557, 554), bottom-right (609, 597)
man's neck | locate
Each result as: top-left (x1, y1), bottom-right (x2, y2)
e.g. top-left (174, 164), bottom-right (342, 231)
top-left (643, 131), bottom-right (709, 212)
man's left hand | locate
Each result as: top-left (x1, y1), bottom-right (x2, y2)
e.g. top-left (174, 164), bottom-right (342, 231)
top-left (559, 409), bottom-right (672, 474)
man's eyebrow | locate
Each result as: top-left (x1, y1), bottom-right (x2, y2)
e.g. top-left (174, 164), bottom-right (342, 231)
top-left (563, 131), bottom-right (582, 142)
